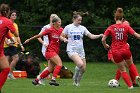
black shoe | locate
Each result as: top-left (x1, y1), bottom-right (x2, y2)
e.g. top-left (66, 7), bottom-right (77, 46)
top-left (32, 80), bottom-right (39, 86)
top-left (49, 80), bottom-right (59, 86)
top-left (133, 83), bottom-right (139, 87)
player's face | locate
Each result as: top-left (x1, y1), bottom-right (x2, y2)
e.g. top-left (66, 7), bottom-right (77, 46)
top-left (55, 20), bottom-right (61, 27)
top-left (10, 12), bottom-right (17, 20)
top-left (75, 16), bottom-right (82, 25)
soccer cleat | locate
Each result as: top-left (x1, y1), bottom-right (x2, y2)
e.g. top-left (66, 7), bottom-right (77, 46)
top-left (8, 74), bottom-right (16, 79)
top-left (133, 83), bottom-right (139, 87)
top-left (38, 79), bottom-right (46, 85)
top-left (136, 76), bottom-right (140, 83)
top-left (73, 81), bottom-right (77, 86)
top-left (32, 79), bottom-right (39, 86)
top-left (49, 80), bottom-right (59, 86)
top-left (128, 86), bottom-right (134, 89)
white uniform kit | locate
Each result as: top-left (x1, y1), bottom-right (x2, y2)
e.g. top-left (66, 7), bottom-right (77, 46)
top-left (63, 23), bottom-right (90, 59)
top-left (39, 24), bottom-right (50, 56)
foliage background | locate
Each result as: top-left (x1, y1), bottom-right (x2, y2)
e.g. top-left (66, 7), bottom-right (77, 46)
top-left (1, 0), bottom-right (140, 62)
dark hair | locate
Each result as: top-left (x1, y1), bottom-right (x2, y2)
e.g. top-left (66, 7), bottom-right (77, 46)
top-left (9, 10), bottom-right (17, 17)
top-left (115, 8), bottom-right (123, 20)
top-left (73, 11), bottom-right (88, 19)
top-left (52, 17), bottom-right (60, 24)
top-left (0, 4), bottom-right (10, 17)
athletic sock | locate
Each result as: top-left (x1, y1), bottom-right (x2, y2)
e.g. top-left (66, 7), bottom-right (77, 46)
top-left (73, 66), bottom-right (80, 82)
top-left (77, 69), bottom-right (84, 84)
top-left (121, 71), bottom-right (133, 87)
top-left (36, 69), bottom-right (50, 81)
top-left (115, 69), bottom-right (121, 81)
top-left (52, 65), bottom-right (62, 80)
top-left (129, 70), bottom-right (136, 84)
top-left (0, 68), bottom-right (10, 89)
top-left (129, 64), bottom-right (139, 79)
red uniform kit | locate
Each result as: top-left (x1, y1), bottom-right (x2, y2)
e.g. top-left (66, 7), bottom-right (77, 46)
top-left (0, 16), bottom-right (15, 57)
top-left (104, 24), bottom-right (135, 63)
top-left (42, 26), bottom-right (63, 59)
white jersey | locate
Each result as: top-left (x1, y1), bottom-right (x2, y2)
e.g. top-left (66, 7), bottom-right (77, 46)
top-left (39, 24), bottom-right (51, 56)
top-left (63, 24), bottom-right (90, 52)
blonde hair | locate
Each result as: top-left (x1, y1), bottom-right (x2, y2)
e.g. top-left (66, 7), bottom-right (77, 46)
top-left (50, 14), bottom-right (58, 19)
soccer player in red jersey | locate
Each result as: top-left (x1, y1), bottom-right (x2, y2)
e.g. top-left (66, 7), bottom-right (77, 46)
top-left (108, 8), bottom-right (139, 87)
top-left (0, 4), bottom-right (18, 92)
top-left (24, 17), bottom-right (63, 86)
top-left (102, 8), bottom-right (140, 89)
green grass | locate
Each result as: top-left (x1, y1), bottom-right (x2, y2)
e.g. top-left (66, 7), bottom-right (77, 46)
top-left (3, 62), bottom-right (140, 93)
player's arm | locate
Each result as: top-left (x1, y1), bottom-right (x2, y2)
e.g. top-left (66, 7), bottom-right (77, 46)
top-left (133, 33), bottom-right (140, 39)
top-left (87, 33), bottom-right (103, 39)
top-left (24, 33), bottom-right (43, 44)
top-left (60, 33), bottom-right (68, 43)
top-left (102, 35), bottom-right (110, 50)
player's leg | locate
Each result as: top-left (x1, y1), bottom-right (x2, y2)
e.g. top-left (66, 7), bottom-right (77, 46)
top-left (8, 54), bottom-right (19, 79)
top-left (125, 57), bottom-right (140, 84)
top-left (0, 55), bottom-right (10, 91)
top-left (116, 61), bottom-right (133, 89)
top-left (112, 50), bottom-right (133, 89)
top-left (8, 47), bottom-right (19, 79)
top-left (69, 54), bottom-right (84, 86)
top-left (49, 55), bottom-right (62, 86)
top-left (32, 60), bottom-right (54, 86)
top-left (76, 58), bottom-right (86, 86)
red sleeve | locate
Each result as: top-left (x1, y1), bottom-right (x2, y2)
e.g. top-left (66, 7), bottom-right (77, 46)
top-left (6, 20), bottom-right (16, 33)
top-left (104, 27), bottom-right (111, 36)
top-left (42, 29), bottom-right (51, 36)
top-left (6, 32), bottom-right (12, 39)
top-left (127, 26), bottom-right (135, 35)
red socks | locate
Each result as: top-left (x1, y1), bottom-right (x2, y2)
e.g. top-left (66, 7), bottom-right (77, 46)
top-left (129, 64), bottom-right (139, 77)
top-left (0, 68), bottom-right (10, 89)
top-left (129, 70), bottom-right (136, 84)
top-left (53, 65), bottom-right (62, 78)
top-left (115, 69), bottom-right (121, 81)
top-left (38, 70), bottom-right (50, 80)
top-left (121, 72), bottom-right (132, 87)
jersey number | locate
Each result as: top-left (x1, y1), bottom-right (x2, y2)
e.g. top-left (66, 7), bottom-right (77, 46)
top-left (115, 32), bottom-right (123, 40)
top-left (74, 35), bottom-right (80, 40)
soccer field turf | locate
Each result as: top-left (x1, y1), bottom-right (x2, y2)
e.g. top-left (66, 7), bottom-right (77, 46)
top-left (3, 62), bottom-right (140, 93)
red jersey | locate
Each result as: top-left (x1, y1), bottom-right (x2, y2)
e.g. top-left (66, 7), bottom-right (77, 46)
top-left (0, 16), bottom-right (15, 52)
top-left (42, 26), bottom-right (63, 54)
top-left (104, 24), bottom-right (135, 50)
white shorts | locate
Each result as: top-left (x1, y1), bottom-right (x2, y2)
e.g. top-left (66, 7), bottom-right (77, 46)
top-left (67, 50), bottom-right (85, 59)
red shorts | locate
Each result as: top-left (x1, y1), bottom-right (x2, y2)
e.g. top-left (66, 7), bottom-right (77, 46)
top-left (108, 49), bottom-right (113, 61)
top-left (112, 48), bottom-right (132, 63)
top-left (45, 52), bottom-right (58, 60)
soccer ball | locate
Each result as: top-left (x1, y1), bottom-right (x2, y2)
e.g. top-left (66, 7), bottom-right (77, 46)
top-left (108, 79), bottom-right (119, 87)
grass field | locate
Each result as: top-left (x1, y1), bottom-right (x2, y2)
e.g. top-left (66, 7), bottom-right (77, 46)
top-left (3, 62), bottom-right (140, 93)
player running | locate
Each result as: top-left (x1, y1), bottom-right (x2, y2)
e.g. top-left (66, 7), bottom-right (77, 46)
top-left (0, 4), bottom-right (19, 93)
top-left (37, 14), bottom-right (58, 85)
top-left (102, 8), bottom-right (140, 89)
top-left (24, 17), bottom-right (63, 86)
top-left (60, 11), bottom-right (103, 86)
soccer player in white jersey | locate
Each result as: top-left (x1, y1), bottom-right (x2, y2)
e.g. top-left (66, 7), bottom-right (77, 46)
top-left (60, 11), bottom-right (103, 86)
top-left (36, 14), bottom-right (58, 85)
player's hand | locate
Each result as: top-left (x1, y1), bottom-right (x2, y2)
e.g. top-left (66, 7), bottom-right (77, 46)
top-left (43, 42), bottom-right (48, 48)
top-left (100, 34), bottom-right (103, 38)
top-left (21, 45), bottom-right (25, 51)
top-left (63, 38), bottom-right (68, 43)
top-left (104, 44), bottom-right (110, 50)
top-left (24, 39), bottom-right (30, 44)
